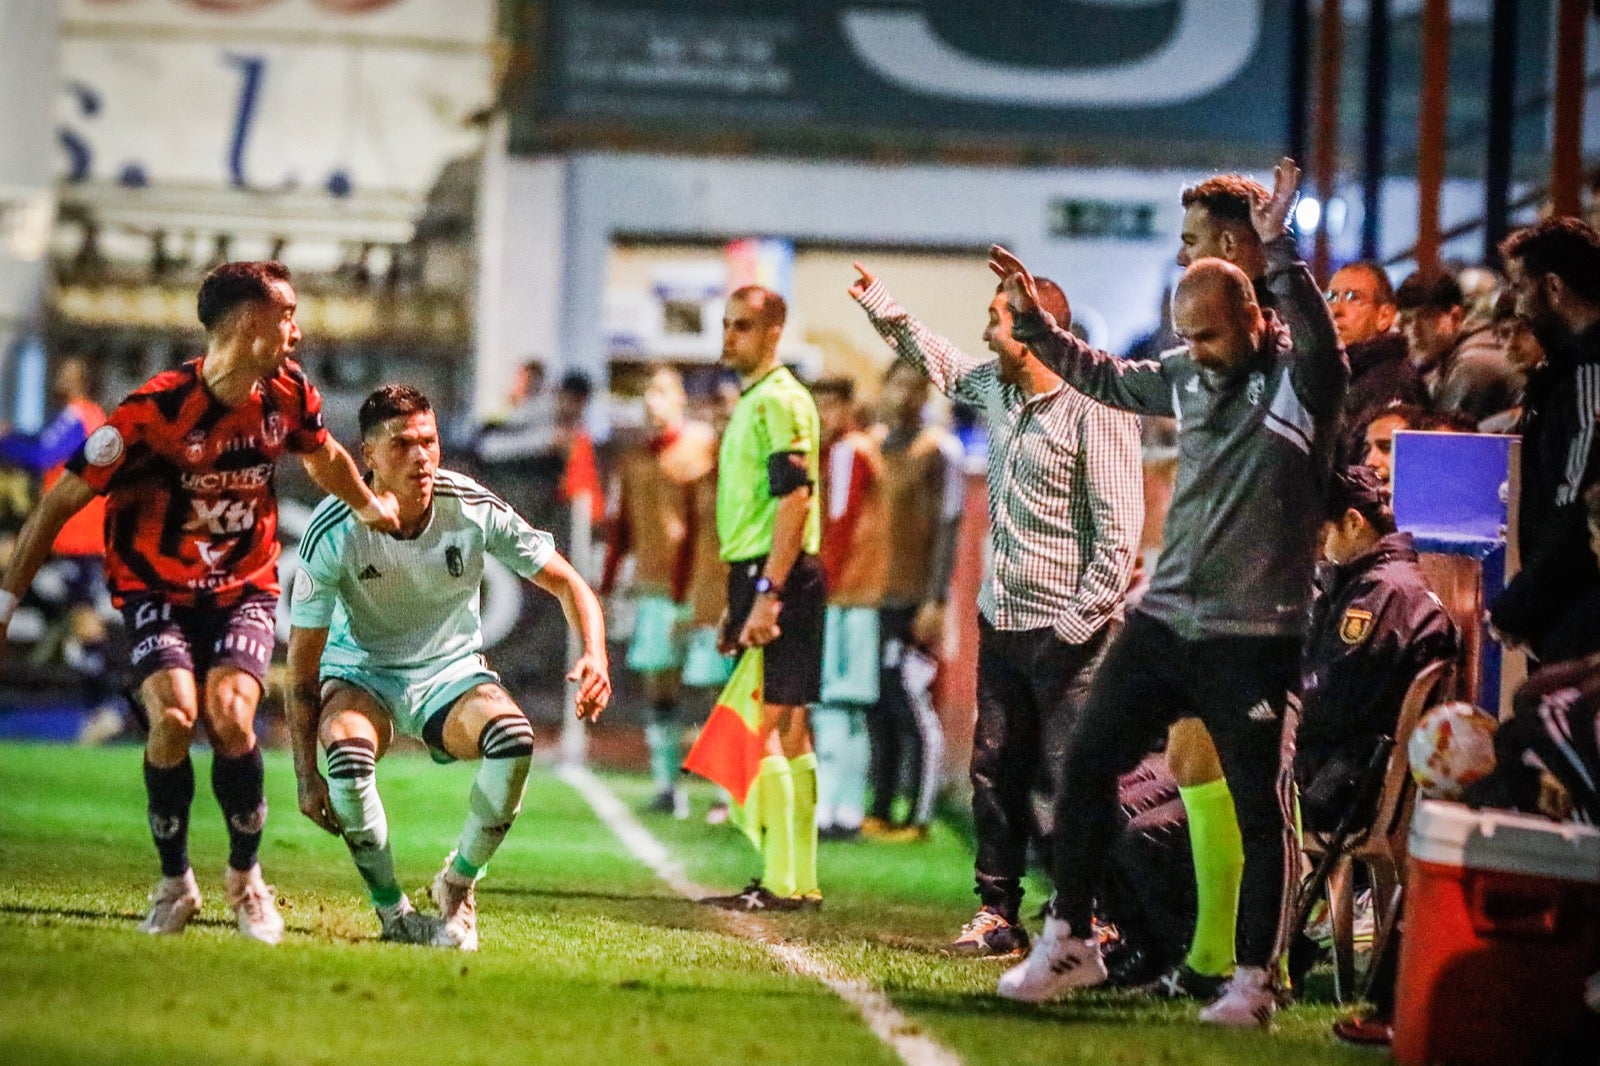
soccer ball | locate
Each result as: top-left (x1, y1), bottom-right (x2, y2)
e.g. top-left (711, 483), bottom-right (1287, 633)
top-left (1408, 701), bottom-right (1499, 800)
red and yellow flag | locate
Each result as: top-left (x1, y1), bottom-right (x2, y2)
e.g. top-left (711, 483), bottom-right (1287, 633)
top-left (683, 649), bottom-right (764, 845)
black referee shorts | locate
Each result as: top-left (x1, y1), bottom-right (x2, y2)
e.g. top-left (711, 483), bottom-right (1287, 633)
top-left (723, 553), bottom-right (825, 707)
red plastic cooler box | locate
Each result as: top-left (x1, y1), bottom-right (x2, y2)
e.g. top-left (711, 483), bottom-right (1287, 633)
top-left (1394, 800), bottom-right (1600, 1065)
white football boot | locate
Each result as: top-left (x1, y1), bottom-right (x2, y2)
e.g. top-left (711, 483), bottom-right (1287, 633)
top-left (224, 864), bottom-right (285, 945)
top-left (137, 869), bottom-right (202, 935)
top-left (996, 915), bottom-right (1107, 1002)
top-left (1198, 966), bottom-right (1278, 1028)
top-left (431, 857), bottom-right (479, 951)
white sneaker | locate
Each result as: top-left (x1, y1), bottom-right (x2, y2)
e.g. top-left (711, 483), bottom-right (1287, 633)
top-left (1199, 965), bottom-right (1278, 1027)
top-left (377, 895), bottom-right (445, 946)
top-left (224, 865), bottom-right (285, 945)
top-left (672, 786), bottom-right (691, 820)
top-left (137, 869), bottom-right (202, 935)
top-left (996, 915), bottom-right (1107, 1002)
top-left (431, 857), bottom-right (478, 951)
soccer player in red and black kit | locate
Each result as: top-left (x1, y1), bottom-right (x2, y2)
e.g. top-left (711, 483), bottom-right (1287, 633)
top-left (0, 261), bottom-right (400, 943)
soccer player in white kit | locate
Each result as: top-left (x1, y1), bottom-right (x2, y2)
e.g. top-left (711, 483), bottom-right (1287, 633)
top-left (286, 384), bottom-right (610, 949)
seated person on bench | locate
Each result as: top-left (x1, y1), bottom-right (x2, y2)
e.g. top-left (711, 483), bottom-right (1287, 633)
top-left (1296, 465), bottom-right (1459, 832)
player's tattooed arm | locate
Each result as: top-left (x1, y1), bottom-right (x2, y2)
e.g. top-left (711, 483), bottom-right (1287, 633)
top-left (0, 472), bottom-right (96, 637)
top-left (531, 552), bottom-right (612, 721)
top-left (286, 625), bottom-right (340, 834)
top-left (300, 436), bottom-right (401, 534)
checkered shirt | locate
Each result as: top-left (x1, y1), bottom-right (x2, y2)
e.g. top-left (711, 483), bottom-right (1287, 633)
top-left (856, 281), bottom-right (1144, 642)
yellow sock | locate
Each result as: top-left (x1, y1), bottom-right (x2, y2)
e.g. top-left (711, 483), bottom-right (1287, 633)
top-left (1180, 778), bottom-right (1244, 976)
top-left (758, 756), bottom-right (796, 897)
top-left (790, 752), bottom-right (819, 897)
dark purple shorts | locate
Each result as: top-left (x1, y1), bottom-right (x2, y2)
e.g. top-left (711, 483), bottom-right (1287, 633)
top-left (120, 591), bottom-right (278, 689)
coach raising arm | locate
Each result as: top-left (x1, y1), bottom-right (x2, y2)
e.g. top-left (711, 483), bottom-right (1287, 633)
top-left (990, 160), bottom-right (1347, 1027)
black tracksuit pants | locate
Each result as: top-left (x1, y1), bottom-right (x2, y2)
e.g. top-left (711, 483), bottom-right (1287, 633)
top-left (1050, 611), bottom-right (1302, 971)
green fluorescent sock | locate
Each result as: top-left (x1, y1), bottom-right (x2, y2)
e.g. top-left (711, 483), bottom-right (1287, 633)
top-left (644, 720), bottom-right (680, 793)
top-left (757, 755), bottom-right (797, 898)
top-left (790, 751), bottom-right (819, 897)
top-left (1179, 777), bottom-right (1244, 977)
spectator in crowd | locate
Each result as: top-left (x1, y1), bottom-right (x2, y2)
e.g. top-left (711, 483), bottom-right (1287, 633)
top-left (1296, 466), bottom-right (1459, 832)
top-left (1395, 269), bottom-right (1522, 424)
top-left (991, 158), bottom-right (1344, 1026)
top-left (1359, 401), bottom-right (1439, 484)
top-left (863, 362), bottom-right (965, 842)
top-left (1479, 294), bottom-right (1549, 434)
top-left (1489, 217), bottom-right (1600, 665)
top-left (810, 377), bottom-right (888, 841)
top-left (850, 260), bottom-right (1141, 957)
top-left (599, 366), bottom-right (716, 817)
top-left (0, 357), bottom-right (114, 710)
top-left (1324, 261), bottom-right (1423, 459)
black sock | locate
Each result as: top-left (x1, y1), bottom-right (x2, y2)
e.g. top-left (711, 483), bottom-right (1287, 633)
top-left (143, 756), bottom-right (194, 877)
top-left (211, 746), bottom-right (267, 872)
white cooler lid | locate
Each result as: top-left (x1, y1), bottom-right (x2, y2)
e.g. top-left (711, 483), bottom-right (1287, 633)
top-left (1409, 800), bottom-right (1600, 883)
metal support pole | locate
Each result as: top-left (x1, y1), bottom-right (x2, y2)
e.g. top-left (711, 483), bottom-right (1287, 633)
top-left (1416, 0), bottom-right (1451, 274)
top-left (1550, 0), bottom-right (1588, 218)
top-left (1361, 0), bottom-right (1392, 260)
top-left (1289, 0), bottom-right (1313, 166)
top-left (1483, 0), bottom-right (1519, 264)
top-left (1312, 0), bottom-right (1344, 282)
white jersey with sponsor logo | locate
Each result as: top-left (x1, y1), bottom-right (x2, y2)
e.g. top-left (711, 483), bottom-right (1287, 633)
top-left (289, 469), bottom-right (554, 673)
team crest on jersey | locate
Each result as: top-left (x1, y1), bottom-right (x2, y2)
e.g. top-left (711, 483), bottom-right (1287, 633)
top-left (446, 546), bottom-right (464, 577)
top-left (184, 430), bottom-right (207, 462)
top-left (1339, 607), bottom-right (1375, 645)
top-left (1246, 371), bottom-right (1265, 406)
top-left (263, 413), bottom-right (286, 447)
top-left (84, 425), bottom-right (124, 467)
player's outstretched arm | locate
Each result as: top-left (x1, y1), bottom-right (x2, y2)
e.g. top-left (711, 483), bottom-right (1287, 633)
top-left (300, 437), bottom-right (401, 533)
top-left (0, 472), bottom-right (95, 640)
top-left (286, 625), bottom-right (340, 834)
top-left (532, 552), bottom-right (612, 721)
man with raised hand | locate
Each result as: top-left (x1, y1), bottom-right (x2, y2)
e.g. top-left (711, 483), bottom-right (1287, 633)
top-left (0, 261), bottom-right (400, 944)
top-left (849, 260), bottom-right (1142, 957)
top-left (991, 159), bottom-right (1346, 1027)
top-left (288, 384), bottom-right (609, 949)
top-left (700, 285), bottom-right (827, 912)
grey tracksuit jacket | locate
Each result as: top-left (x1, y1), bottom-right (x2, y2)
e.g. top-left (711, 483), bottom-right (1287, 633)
top-left (1012, 236), bottom-right (1348, 640)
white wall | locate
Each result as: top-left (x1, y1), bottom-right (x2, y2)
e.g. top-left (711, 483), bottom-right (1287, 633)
top-left (489, 151), bottom-right (1507, 389)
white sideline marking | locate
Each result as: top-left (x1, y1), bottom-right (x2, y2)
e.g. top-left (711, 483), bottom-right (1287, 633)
top-left (557, 763), bottom-right (964, 1066)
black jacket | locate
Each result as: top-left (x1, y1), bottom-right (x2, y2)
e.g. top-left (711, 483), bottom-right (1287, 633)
top-left (1297, 533), bottom-right (1459, 820)
top-left (1338, 331), bottom-right (1425, 463)
top-left (1490, 319), bottom-right (1600, 659)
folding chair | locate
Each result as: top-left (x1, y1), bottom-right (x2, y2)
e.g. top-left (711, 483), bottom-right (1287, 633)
top-left (1294, 658), bottom-right (1454, 1003)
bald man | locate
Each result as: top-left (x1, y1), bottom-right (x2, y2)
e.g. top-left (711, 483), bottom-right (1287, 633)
top-left (990, 160), bottom-right (1347, 1027)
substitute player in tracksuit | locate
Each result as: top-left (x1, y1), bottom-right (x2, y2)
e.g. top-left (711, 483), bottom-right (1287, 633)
top-left (991, 159), bottom-right (1347, 1026)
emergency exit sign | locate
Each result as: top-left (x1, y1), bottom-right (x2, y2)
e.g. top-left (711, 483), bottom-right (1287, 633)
top-left (1047, 198), bottom-right (1159, 240)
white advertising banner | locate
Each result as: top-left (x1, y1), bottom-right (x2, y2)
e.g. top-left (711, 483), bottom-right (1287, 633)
top-left (58, 0), bottom-right (496, 201)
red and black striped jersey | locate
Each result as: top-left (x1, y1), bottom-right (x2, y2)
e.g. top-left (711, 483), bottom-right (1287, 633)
top-left (65, 358), bottom-right (328, 607)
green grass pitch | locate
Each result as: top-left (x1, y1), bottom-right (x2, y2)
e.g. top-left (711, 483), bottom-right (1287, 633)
top-left (0, 743), bottom-right (1376, 1064)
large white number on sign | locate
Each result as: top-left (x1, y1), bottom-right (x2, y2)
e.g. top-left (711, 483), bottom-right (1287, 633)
top-left (839, 0), bottom-right (1261, 108)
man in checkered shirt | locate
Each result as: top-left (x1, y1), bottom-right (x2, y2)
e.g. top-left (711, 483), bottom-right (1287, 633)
top-left (850, 261), bottom-right (1144, 958)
